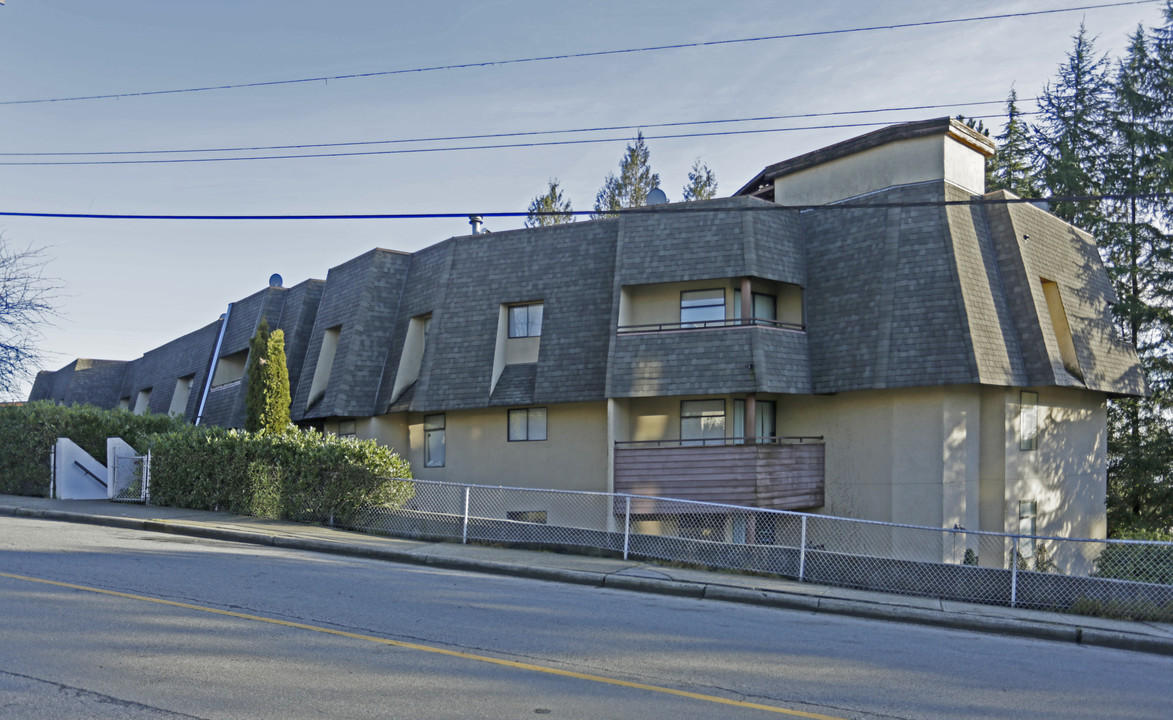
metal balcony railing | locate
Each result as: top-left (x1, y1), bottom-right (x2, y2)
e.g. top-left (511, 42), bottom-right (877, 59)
top-left (616, 318), bottom-right (805, 333)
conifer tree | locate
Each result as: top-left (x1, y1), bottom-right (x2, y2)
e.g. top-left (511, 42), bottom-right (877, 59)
top-left (989, 88), bottom-right (1038, 197)
top-left (682, 159), bottom-right (718, 202)
top-left (1033, 23), bottom-right (1113, 229)
top-left (263, 328), bottom-right (291, 433)
top-left (592, 131), bottom-right (661, 219)
top-left (1102, 17), bottom-right (1173, 532)
top-left (245, 320), bottom-right (291, 434)
top-left (245, 320), bottom-right (271, 433)
top-left (525, 179), bottom-right (575, 228)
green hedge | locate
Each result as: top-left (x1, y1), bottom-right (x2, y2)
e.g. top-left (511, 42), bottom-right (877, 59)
top-left (1093, 529), bottom-right (1173, 585)
top-left (0, 402), bottom-right (186, 496)
top-left (148, 425), bottom-right (413, 525)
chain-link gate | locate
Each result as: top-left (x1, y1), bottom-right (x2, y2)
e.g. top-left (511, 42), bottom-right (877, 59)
top-left (110, 451), bottom-right (150, 503)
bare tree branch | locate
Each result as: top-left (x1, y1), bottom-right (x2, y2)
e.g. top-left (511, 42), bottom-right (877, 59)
top-left (0, 235), bottom-right (62, 398)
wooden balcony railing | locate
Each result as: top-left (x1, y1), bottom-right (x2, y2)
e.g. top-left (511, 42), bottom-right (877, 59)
top-left (613, 438), bottom-right (824, 512)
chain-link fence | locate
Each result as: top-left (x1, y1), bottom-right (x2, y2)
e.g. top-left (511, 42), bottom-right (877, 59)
top-left (356, 479), bottom-right (1173, 620)
top-left (109, 451), bottom-right (150, 503)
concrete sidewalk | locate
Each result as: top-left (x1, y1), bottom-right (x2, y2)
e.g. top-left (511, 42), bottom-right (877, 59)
top-left (3, 494), bottom-right (1172, 657)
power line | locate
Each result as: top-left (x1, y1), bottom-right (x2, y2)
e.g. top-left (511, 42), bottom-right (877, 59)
top-left (2, 193), bottom-right (1166, 221)
top-left (0, 113), bottom-right (1034, 167)
top-left (0, 1), bottom-right (1154, 107)
top-left (0, 100), bottom-right (1027, 158)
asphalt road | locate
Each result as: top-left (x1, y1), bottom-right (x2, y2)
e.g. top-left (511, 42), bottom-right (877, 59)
top-left (1, 515), bottom-right (1169, 720)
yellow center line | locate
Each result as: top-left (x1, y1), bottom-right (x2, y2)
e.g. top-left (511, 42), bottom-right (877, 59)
top-left (1, 570), bottom-right (849, 719)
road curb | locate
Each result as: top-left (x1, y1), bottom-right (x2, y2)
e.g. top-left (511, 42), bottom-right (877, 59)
top-left (1078, 627), bottom-right (1173, 657)
top-left (5, 503), bottom-right (1173, 657)
top-left (6, 505), bottom-right (148, 532)
top-left (603, 573), bottom-right (706, 598)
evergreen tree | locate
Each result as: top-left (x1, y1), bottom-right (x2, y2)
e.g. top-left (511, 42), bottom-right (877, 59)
top-left (525, 179), bottom-right (575, 228)
top-left (1103, 17), bottom-right (1173, 532)
top-left (263, 328), bottom-right (292, 433)
top-left (954, 114), bottom-right (990, 136)
top-left (592, 131), bottom-right (661, 219)
top-left (682, 159), bottom-right (718, 201)
top-left (245, 320), bottom-right (271, 433)
top-left (1033, 23), bottom-right (1113, 229)
top-left (988, 88), bottom-right (1038, 197)
top-left (245, 320), bottom-right (291, 434)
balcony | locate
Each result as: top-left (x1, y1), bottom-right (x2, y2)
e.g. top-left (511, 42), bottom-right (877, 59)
top-left (616, 318), bottom-right (805, 333)
top-left (613, 437), bottom-right (824, 512)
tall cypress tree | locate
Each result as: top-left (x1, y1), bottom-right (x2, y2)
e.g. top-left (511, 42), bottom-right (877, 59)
top-left (245, 320), bottom-right (292, 434)
top-left (244, 320), bottom-right (271, 433)
top-left (263, 329), bottom-right (292, 433)
top-left (1033, 23), bottom-right (1113, 229)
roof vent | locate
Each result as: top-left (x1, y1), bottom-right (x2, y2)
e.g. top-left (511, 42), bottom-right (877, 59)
top-left (647, 188), bottom-right (668, 206)
top-left (269, 273), bottom-right (283, 288)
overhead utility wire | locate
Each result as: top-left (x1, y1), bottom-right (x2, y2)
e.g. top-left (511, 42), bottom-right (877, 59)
top-left (0, 100), bottom-right (1024, 158)
top-left (2, 193), bottom-right (1167, 221)
top-left (0, 113), bottom-right (1034, 167)
top-left (0, 1), bottom-right (1154, 106)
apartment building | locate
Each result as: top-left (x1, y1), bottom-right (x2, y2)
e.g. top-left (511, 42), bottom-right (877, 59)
top-left (31, 118), bottom-right (1145, 544)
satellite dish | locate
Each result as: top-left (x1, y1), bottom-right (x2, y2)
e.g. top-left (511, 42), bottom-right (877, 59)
top-left (269, 273), bottom-right (283, 288)
top-left (647, 188), bottom-right (668, 206)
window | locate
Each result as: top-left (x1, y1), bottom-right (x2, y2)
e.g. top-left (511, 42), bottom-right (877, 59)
top-left (392, 314), bottom-right (432, 400)
top-left (212, 349), bottom-right (248, 387)
top-left (681, 400), bottom-right (725, 445)
top-left (338, 419), bottom-right (356, 438)
top-left (734, 399), bottom-right (776, 442)
top-left (168, 375), bottom-right (194, 416)
top-left (508, 407), bottom-right (547, 441)
top-left (678, 513), bottom-right (725, 541)
top-left (508, 303), bottom-right (543, 338)
top-left (1019, 391), bottom-right (1039, 451)
top-left (307, 326), bottom-right (341, 408)
top-left (424, 414), bottom-right (446, 467)
top-left (133, 388), bottom-right (152, 416)
top-left (1041, 278), bottom-right (1083, 380)
top-left (507, 510), bottom-right (548, 524)
top-left (680, 289), bottom-right (725, 328)
top-left (1018, 500), bottom-right (1038, 559)
top-left (734, 290), bottom-right (778, 323)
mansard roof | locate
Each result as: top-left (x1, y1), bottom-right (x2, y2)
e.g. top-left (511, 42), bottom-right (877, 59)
top-left (30, 121), bottom-right (1144, 421)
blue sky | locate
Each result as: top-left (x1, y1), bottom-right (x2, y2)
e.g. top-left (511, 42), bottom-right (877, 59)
top-left (0, 0), bottom-right (1166, 398)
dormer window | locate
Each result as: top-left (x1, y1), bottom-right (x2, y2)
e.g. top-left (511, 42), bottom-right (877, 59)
top-left (508, 303), bottom-right (543, 338)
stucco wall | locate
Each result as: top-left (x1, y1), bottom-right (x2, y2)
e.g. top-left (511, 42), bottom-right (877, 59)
top-left (991, 385), bottom-right (1107, 541)
top-left (771, 134), bottom-right (985, 206)
top-left (401, 402), bottom-right (609, 492)
top-left (778, 387), bottom-right (984, 532)
top-left (777, 385), bottom-right (1106, 547)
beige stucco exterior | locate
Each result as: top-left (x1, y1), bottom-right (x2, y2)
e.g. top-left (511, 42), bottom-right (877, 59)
top-left (772, 134), bottom-right (987, 206)
top-left (776, 385), bottom-right (1107, 554)
top-left (390, 402), bottom-right (610, 492)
